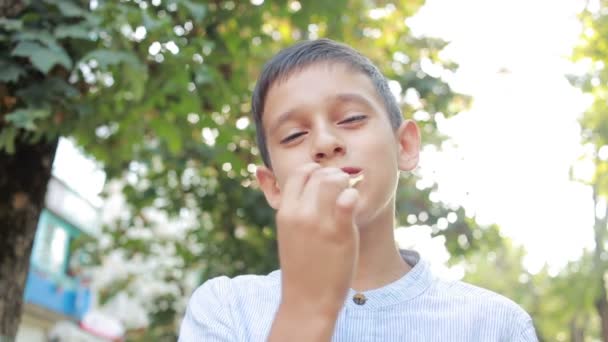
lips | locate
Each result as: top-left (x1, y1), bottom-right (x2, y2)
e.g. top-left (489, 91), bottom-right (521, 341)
top-left (341, 167), bottom-right (362, 176)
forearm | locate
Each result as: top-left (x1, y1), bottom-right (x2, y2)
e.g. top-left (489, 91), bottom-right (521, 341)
top-left (268, 303), bottom-right (339, 342)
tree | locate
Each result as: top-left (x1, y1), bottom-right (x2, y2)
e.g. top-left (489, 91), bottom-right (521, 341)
top-left (569, 0), bottom-right (608, 340)
top-left (1, 0), bottom-right (480, 339)
top-left (459, 236), bottom-right (600, 341)
top-left (0, 0), bottom-right (99, 338)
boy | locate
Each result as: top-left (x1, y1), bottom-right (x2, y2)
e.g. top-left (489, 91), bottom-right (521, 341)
top-left (179, 39), bottom-right (537, 341)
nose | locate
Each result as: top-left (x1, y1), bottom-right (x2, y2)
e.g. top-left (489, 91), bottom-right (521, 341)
top-left (311, 127), bottom-right (346, 163)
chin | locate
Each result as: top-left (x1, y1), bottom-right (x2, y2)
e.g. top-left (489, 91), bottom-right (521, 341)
top-left (353, 192), bottom-right (394, 229)
top-left (353, 205), bottom-right (376, 230)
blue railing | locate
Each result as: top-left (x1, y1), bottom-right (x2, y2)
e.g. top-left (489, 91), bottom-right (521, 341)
top-left (23, 268), bottom-right (91, 320)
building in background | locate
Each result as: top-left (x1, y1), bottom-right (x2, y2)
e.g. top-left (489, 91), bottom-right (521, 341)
top-left (16, 138), bottom-right (123, 342)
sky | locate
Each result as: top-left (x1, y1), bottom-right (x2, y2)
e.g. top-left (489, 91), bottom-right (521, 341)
top-left (405, 0), bottom-right (595, 274)
top-left (53, 0), bottom-right (597, 277)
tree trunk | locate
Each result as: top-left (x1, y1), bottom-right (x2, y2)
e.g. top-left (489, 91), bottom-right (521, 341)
top-left (592, 182), bottom-right (608, 342)
top-left (0, 137), bottom-right (57, 340)
top-left (569, 314), bottom-right (586, 342)
top-left (598, 296), bottom-right (608, 342)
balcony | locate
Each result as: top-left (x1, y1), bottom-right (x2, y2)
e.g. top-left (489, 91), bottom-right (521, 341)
top-left (23, 267), bottom-right (91, 321)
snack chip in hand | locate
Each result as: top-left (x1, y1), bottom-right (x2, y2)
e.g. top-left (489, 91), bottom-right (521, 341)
top-left (348, 174), bottom-right (364, 188)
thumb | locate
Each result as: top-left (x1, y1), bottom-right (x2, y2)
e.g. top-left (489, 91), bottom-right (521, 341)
top-left (334, 188), bottom-right (359, 231)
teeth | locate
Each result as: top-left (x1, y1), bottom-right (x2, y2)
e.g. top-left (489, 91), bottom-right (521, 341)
top-left (348, 174), bottom-right (364, 187)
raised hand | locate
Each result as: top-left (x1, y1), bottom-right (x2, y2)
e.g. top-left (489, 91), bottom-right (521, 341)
top-left (269, 163), bottom-right (360, 341)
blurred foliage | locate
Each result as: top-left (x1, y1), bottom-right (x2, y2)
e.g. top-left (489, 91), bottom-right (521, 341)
top-left (0, 0), bottom-right (530, 340)
top-left (570, 0), bottom-right (608, 196)
top-left (565, 0), bottom-right (608, 340)
top-left (474, 2), bottom-right (608, 339)
top-left (460, 238), bottom-right (601, 341)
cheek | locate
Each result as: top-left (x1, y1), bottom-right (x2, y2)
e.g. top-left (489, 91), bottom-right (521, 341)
top-left (367, 135), bottom-right (398, 164)
top-left (268, 151), bottom-right (305, 189)
top-left (365, 138), bottom-right (400, 184)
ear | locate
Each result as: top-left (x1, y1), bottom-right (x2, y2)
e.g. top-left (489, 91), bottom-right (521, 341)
top-left (256, 165), bottom-right (281, 210)
top-left (396, 119), bottom-right (421, 171)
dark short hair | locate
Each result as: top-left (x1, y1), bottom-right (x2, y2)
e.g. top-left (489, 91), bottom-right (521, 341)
top-left (251, 38), bottom-right (403, 168)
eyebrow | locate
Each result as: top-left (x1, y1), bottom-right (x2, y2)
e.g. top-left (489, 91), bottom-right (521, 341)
top-left (269, 108), bottom-right (301, 135)
top-left (268, 92), bottom-right (375, 133)
top-left (332, 93), bottom-right (375, 111)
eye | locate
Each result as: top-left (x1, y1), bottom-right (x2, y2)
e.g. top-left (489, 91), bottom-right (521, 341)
top-left (280, 131), bottom-right (307, 144)
top-left (339, 114), bottom-right (368, 125)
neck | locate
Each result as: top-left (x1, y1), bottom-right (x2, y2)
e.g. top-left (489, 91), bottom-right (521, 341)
top-left (351, 200), bottom-right (411, 292)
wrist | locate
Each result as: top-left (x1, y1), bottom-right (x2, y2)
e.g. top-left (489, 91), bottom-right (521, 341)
top-left (279, 297), bottom-right (342, 321)
top-left (269, 302), bottom-right (339, 342)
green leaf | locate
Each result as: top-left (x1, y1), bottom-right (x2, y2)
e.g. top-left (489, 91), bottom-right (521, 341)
top-left (142, 10), bottom-right (163, 30)
top-left (194, 66), bottom-right (213, 85)
top-left (0, 59), bottom-right (26, 82)
top-left (122, 63), bottom-right (148, 101)
top-left (5, 108), bottom-right (51, 131)
top-left (14, 30), bottom-right (63, 52)
top-left (27, 130), bottom-right (45, 144)
top-left (12, 41), bottom-right (73, 74)
top-left (0, 127), bottom-right (17, 154)
top-left (80, 49), bottom-right (140, 68)
top-left (179, 0), bottom-right (207, 22)
top-left (55, 24), bottom-right (91, 40)
top-left (149, 118), bottom-right (183, 154)
top-left (0, 18), bottom-right (23, 31)
top-left (52, 0), bottom-right (88, 18)
top-left (16, 77), bottom-right (79, 107)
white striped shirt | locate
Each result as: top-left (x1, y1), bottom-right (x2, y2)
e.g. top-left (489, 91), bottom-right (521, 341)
top-left (179, 250), bottom-right (538, 341)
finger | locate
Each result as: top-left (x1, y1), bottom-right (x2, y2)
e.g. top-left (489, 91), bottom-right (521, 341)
top-left (301, 167), bottom-right (345, 199)
top-left (281, 163), bottom-right (322, 205)
top-left (334, 187), bottom-right (359, 233)
top-left (300, 167), bottom-right (344, 196)
top-left (303, 168), bottom-right (349, 219)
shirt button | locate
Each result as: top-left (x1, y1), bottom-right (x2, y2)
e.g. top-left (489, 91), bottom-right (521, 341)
top-left (353, 293), bottom-right (367, 305)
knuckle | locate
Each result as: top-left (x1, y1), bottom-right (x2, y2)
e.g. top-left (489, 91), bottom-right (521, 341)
top-left (277, 208), bottom-right (313, 227)
top-left (275, 210), bottom-right (289, 226)
top-left (320, 172), bottom-right (348, 188)
top-left (314, 167), bottom-right (338, 177)
top-left (318, 175), bottom-right (332, 186)
top-left (295, 210), bottom-right (313, 223)
top-left (304, 163), bottom-right (323, 175)
top-left (320, 224), bottom-right (347, 243)
top-left (335, 172), bottom-right (349, 184)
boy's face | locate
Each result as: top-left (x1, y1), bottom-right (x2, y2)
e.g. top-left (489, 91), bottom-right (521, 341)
top-left (256, 62), bottom-right (420, 227)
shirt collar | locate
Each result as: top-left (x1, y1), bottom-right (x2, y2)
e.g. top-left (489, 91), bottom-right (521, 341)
top-left (344, 249), bottom-right (433, 309)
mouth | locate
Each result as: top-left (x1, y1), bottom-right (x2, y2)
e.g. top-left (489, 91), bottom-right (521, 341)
top-left (341, 167), bottom-right (362, 176)
top-left (341, 167), bottom-right (364, 187)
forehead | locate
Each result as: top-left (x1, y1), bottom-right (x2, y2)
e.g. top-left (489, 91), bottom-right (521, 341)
top-left (262, 63), bottom-right (382, 126)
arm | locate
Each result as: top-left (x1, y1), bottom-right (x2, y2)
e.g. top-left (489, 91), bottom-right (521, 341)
top-left (258, 164), bottom-right (360, 342)
top-left (268, 302), bottom-right (338, 342)
top-left (515, 319), bottom-right (539, 342)
top-left (178, 277), bottom-right (234, 342)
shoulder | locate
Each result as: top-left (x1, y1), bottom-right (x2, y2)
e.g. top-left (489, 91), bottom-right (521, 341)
top-left (179, 271), bottom-right (281, 341)
top-left (189, 270), bottom-right (281, 306)
top-left (433, 278), bottom-right (530, 317)
top-left (431, 278), bottom-right (536, 339)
